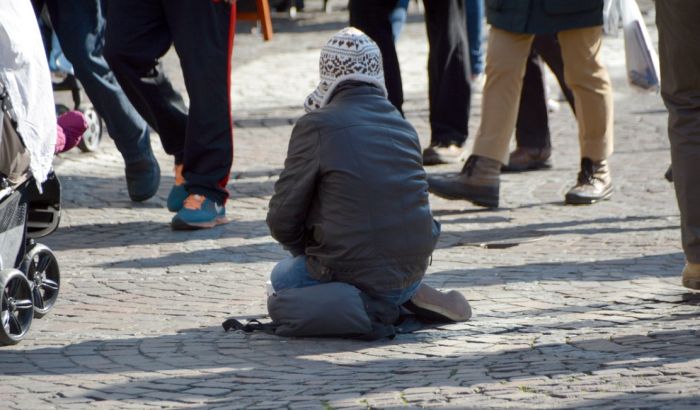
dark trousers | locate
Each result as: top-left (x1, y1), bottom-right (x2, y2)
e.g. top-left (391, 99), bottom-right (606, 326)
top-left (515, 34), bottom-right (575, 149)
top-left (33, 0), bottom-right (152, 165)
top-left (657, 1), bottom-right (700, 263)
top-left (104, 0), bottom-right (235, 203)
top-left (349, 0), bottom-right (471, 147)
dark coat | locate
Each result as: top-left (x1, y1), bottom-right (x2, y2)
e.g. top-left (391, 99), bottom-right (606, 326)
top-left (267, 83), bottom-right (440, 294)
top-left (486, 0), bottom-right (604, 35)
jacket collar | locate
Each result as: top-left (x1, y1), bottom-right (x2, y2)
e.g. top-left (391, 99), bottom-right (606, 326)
top-left (326, 81), bottom-right (384, 106)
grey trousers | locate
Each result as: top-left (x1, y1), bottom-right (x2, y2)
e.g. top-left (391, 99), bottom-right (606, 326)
top-left (657, 1), bottom-right (700, 263)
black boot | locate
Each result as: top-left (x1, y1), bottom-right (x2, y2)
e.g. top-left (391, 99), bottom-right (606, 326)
top-left (565, 158), bottom-right (612, 205)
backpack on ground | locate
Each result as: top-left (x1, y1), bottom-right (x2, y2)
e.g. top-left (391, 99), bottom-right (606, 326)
top-left (222, 282), bottom-right (402, 341)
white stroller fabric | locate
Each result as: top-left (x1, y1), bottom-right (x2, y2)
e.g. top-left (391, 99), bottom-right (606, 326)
top-left (0, 0), bottom-right (57, 185)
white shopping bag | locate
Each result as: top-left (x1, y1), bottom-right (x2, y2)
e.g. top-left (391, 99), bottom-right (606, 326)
top-left (603, 0), bottom-right (621, 36)
top-left (619, 0), bottom-right (660, 92)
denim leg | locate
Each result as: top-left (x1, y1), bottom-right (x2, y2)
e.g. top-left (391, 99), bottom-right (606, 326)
top-left (370, 280), bottom-right (422, 306)
top-left (270, 255), bottom-right (322, 292)
top-left (390, 0), bottom-right (409, 42)
top-left (45, 0), bottom-right (153, 164)
top-left (465, 0), bottom-right (485, 76)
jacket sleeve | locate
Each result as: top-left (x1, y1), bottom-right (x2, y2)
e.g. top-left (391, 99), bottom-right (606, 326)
top-left (266, 117), bottom-right (320, 256)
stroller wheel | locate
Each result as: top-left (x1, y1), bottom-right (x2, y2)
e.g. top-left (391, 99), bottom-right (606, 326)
top-left (78, 106), bottom-right (103, 152)
top-left (0, 269), bottom-right (34, 345)
top-left (20, 244), bottom-right (60, 319)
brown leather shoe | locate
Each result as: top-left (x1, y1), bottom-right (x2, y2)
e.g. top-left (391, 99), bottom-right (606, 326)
top-left (565, 158), bottom-right (613, 205)
top-left (502, 147), bottom-right (552, 172)
top-left (422, 144), bottom-right (464, 166)
top-left (406, 283), bottom-right (472, 322)
top-left (682, 263), bottom-right (700, 290)
top-left (427, 155), bottom-right (501, 208)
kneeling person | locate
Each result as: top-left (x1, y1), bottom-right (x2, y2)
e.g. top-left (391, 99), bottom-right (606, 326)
top-left (266, 27), bottom-right (470, 322)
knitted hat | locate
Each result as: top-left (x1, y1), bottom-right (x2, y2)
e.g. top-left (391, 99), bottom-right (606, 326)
top-left (304, 27), bottom-right (387, 112)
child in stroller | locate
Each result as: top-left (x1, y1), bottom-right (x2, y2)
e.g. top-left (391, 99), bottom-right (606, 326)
top-left (0, 0), bottom-right (69, 345)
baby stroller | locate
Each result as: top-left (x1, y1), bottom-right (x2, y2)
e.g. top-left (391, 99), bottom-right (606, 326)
top-left (0, 82), bottom-right (61, 346)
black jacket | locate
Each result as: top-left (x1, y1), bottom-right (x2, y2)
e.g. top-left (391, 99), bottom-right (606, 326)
top-left (486, 0), bottom-right (604, 35)
top-left (267, 83), bottom-right (440, 293)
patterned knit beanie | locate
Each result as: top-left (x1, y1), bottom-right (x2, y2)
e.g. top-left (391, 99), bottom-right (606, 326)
top-left (304, 27), bottom-right (387, 112)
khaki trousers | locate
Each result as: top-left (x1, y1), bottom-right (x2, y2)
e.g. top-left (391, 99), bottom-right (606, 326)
top-left (657, 1), bottom-right (700, 263)
top-left (472, 26), bottom-right (613, 165)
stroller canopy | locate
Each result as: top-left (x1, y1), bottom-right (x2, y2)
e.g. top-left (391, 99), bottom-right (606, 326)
top-left (0, 0), bottom-right (57, 185)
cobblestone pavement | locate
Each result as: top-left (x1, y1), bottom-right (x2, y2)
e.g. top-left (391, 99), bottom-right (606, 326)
top-left (3, 2), bottom-right (699, 409)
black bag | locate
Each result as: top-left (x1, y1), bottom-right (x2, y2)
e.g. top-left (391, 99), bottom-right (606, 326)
top-left (0, 81), bottom-right (31, 187)
top-left (223, 282), bottom-right (400, 341)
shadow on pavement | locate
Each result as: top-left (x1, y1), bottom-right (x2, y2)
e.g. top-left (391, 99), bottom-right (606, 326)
top-left (2, 323), bottom-right (698, 407)
top-left (425, 252), bottom-right (685, 288)
top-left (436, 215), bottom-right (677, 249)
top-left (94, 242), bottom-right (282, 269)
top-left (45, 219), bottom-right (273, 252)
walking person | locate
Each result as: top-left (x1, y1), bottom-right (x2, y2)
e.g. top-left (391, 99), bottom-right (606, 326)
top-left (504, 34), bottom-right (576, 172)
top-left (104, 0), bottom-right (236, 230)
top-left (428, 0), bottom-right (613, 208)
top-left (348, 0), bottom-right (472, 166)
top-left (656, 1), bottom-right (700, 290)
top-left (32, 0), bottom-right (160, 202)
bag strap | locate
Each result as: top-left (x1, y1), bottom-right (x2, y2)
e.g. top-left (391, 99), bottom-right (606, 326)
top-left (222, 318), bottom-right (278, 334)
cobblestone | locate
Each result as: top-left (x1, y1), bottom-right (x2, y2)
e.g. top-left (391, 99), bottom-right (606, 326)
top-left (2, 1), bottom-right (699, 409)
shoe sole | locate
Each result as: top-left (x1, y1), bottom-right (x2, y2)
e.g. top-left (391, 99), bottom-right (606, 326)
top-left (428, 186), bottom-right (499, 208)
top-left (564, 186), bottom-right (613, 205)
top-left (171, 216), bottom-right (229, 231)
top-left (423, 156), bottom-right (453, 166)
top-left (501, 160), bottom-right (552, 173)
top-left (408, 296), bottom-right (472, 322)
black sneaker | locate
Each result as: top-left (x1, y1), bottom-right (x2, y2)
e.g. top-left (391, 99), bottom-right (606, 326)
top-left (125, 155), bottom-right (160, 202)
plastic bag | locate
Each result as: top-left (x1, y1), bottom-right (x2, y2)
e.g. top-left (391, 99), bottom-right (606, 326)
top-left (619, 0), bottom-right (660, 92)
top-left (603, 0), bottom-right (621, 36)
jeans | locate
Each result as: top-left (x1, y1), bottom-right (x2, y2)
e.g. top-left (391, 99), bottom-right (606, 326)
top-left (36, 0), bottom-right (153, 165)
top-left (390, 0), bottom-right (409, 42)
top-left (466, 0), bottom-right (484, 76)
top-left (271, 255), bottom-right (422, 306)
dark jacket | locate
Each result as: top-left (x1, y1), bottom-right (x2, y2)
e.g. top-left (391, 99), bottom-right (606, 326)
top-left (486, 0), bottom-right (604, 35)
top-left (267, 83), bottom-right (440, 294)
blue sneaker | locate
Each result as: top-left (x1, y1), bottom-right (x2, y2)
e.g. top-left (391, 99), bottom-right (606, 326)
top-left (167, 184), bottom-right (188, 212)
top-left (171, 194), bottom-right (227, 230)
top-left (167, 165), bottom-right (187, 212)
